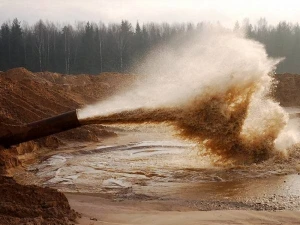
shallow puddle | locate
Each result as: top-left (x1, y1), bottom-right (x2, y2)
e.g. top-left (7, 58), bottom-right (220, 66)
top-left (13, 119), bottom-right (300, 210)
top-left (13, 126), bottom-right (300, 210)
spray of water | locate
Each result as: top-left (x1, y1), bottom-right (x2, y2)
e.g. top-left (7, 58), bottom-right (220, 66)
top-left (78, 26), bottom-right (299, 164)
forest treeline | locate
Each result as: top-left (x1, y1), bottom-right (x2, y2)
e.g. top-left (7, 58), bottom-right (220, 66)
top-left (0, 18), bottom-right (299, 74)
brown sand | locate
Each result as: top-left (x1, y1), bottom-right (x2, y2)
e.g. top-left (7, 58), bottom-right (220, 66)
top-left (0, 176), bottom-right (77, 225)
top-left (0, 68), bottom-right (131, 172)
top-left (66, 193), bottom-right (300, 225)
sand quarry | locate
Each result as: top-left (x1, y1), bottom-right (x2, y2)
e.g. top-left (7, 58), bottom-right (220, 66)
top-left (1, 68), bottom-right (300, 224)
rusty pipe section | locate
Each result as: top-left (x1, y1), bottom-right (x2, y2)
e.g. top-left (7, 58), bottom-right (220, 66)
top-left (0, 110), bottom-right (81, 148)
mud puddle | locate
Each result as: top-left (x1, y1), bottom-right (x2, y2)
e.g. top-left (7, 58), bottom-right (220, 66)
top-left (13, 123), bottom-right (300, 211)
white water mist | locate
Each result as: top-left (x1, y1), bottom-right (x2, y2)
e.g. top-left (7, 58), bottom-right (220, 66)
top-left (78, 26), bottom-right (299, 155)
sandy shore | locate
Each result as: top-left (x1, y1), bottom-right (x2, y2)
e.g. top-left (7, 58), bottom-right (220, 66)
top-left (66, 193), bottom-right (300, 225)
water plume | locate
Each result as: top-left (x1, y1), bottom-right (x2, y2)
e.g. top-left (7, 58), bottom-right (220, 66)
top-left (79, 26), bottom-right (299, 164)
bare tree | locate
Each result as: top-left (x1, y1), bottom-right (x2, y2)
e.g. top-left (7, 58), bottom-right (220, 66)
top-left (62, 25), bottom-right (73, 74)
top-left (33, 20), bottom-right (46, 71)
top-left (115, 20), bottom-right (132, 71)
top-left (97, 22), bottom-right (106, 73)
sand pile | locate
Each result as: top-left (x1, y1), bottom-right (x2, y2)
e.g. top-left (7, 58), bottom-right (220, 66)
top-left (0, 68), bottom-right (134, 172)
top-left (37, 71), bottom-right (136, 103)
top-left (0, 176), bottom-right (77, 225)
top-left (0, 68), bottom-right (135, 125)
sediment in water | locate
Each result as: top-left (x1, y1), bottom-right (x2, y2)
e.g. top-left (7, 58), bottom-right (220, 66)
top-left (81, 83), bottom-right (286, 164)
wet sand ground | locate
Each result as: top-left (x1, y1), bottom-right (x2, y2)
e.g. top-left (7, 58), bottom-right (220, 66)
top-left (66, 193), bottom-right (300, 225)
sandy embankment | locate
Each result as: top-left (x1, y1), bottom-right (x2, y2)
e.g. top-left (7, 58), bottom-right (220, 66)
top-left (0, 67), bottom-right (133, 173)
top-left (66, 193), bottom-right (300, 225)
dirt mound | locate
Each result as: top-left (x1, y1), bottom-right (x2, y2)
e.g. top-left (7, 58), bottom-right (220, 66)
top-left (2, 68), bottom-right (50, 85)
top-left (0, 68), bottom-right (130, 173)
top-left (0, 69), bottom-right (79, 125)
top-left (0, 176), bottom-right (77, 225)
top-left (0, 68), bottom-right (135, 125)
top-left (37, 71), bottom-right (136, 104)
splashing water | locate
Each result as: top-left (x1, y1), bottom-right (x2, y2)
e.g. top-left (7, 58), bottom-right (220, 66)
top-left (78, 27), bottom-right (299, 164)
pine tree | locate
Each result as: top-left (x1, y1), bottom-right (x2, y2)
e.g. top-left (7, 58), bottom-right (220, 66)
top-left (0, 23), bottom-right (11, 70)
top-left (10, 18), bottom-right (24, 68)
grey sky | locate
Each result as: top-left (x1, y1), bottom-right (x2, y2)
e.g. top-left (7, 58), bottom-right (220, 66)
top-left (1, 0), bottom-right (300, 27)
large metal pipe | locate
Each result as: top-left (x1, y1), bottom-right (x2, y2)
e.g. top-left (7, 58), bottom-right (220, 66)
top-left (0, 110), bottom-right (81, 148)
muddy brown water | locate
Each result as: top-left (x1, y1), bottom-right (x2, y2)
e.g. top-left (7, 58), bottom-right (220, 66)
top-left (13, 118), bottom-right (300, 211)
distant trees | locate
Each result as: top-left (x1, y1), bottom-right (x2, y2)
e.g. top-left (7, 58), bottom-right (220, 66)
top-left (241, 18), bottom-right (300, 73)
top-left (1, 18), bottom-right (300, 74)
top-left (0, 19), bottom-right (193, 74)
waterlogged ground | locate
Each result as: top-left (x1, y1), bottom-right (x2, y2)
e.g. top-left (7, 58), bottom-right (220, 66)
top-left (13, 119), bottom-right (300, 211)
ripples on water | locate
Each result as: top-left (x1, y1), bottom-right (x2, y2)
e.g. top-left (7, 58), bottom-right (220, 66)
top-left (13, 111), bottom-right (300, 210)
top-left (21, 138), bottom-right (300, 208)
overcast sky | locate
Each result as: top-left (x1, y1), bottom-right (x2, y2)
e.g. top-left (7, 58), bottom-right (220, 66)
top-left (1, 0), bottom-right (300, 27)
